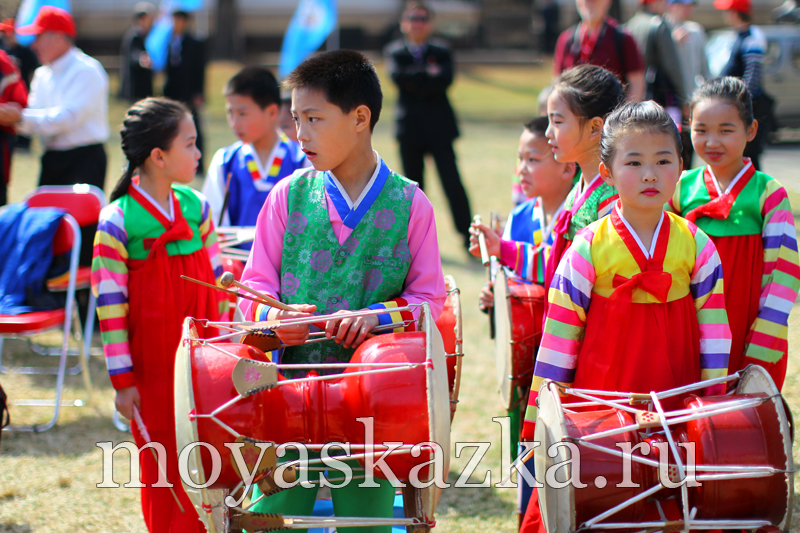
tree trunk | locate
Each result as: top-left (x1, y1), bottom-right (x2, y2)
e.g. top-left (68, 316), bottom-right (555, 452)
top-left (214, 0), bottom-right (245, 60)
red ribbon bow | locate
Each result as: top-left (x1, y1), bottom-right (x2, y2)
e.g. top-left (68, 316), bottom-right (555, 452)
top-left (683, 194), bottom-right (735, 224)
top-left (552, 210), bottom-right (572, 236)
top-left (609, 270), bottom-right (673, 310)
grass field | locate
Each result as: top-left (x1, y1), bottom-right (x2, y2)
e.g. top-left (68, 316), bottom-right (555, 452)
top-left (1, 59), bottom-right (799, 533)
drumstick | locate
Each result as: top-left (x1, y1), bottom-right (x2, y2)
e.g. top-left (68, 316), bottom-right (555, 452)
top-left (132, 406), bottom-right (184, 513)
top-left (473, 215), bottom-right (491, 267)
top-left (180, 275), bottom-right (268, 306)
top-left (474, 215), bottom-right (496, 338)
top-left (219, 271), bottom-right (299, 313)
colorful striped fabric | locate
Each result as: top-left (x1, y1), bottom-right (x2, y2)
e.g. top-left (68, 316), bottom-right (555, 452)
top-left (522, 211), bottom-right (730, 430)
top-left (499, 197), bottom-right (564, 284)
top-left (91, 185), bottom-right (225, 389)
top-left (745, 179), bottom-right (799, 364)
top-left (669, 163), bottom-right (800, 369)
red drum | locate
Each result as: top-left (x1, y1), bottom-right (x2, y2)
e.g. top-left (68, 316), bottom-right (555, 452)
top-left (493, 267), bottom-right (545, 409)
top-left (436, 275), bottom-right (463, 423)
top-left (534, 365), bottom-right (793, 532)
top-left (175, 306), bottom-right (450, 532)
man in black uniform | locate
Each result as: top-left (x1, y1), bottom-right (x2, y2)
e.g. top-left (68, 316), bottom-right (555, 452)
top-left (385, 1), bottom-right (473, 250)
top-left (119, 2), bottom-right (154, 103)
top-left (163, 9), bottom-right (206, 172)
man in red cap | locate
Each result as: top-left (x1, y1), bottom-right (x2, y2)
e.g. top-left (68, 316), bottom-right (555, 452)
top-left (715, 0), bottom-right (772, 169)
top-left (15, 6), bottom-right (109, 195)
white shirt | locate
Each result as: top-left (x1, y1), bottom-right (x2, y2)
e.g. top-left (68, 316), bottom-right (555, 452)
top-left (20, 47), bottom-right (109, 151)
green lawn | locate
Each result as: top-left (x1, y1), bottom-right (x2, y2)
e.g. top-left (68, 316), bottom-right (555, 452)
top-left (1, 59), bottom-right (799, 533)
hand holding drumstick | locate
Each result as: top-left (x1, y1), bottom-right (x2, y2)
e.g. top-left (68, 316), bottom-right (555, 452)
top-left (218, 273), bottom-right (377, 349)
top-left (469, 218), bottom-right (501, 260)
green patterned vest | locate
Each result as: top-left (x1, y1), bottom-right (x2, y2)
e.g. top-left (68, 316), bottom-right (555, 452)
top-left (563, 179), bottom-right (618, 240)
top-left (280, 164), bottom-right (415, 371)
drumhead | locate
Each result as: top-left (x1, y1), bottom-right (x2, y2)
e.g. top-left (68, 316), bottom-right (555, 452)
top-left (534, 380), bottom-right (576, 533)
top-left (735, 365), bottom-right (794, 529)
top-left (175, 319), bottom-right (226, 533)
top-left (493, 268), bottom-right (514, 410)
top-left (443, 274), bottom-right (463, 423)
top-left (421, 303), bottom-right (451, 523)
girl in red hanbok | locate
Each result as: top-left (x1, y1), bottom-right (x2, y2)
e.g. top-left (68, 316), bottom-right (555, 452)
top-left (668, 77), bottom-right (799, 389)
top-left (92, 98), bottom-right (227, 532)
top-left (519, 101), bottom-right (731, 533)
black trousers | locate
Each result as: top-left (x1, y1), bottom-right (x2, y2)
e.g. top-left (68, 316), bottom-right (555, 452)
top-left (399, 140), bottom-right (472, 243)
top-left (39, 143), bottom-right (107, 267)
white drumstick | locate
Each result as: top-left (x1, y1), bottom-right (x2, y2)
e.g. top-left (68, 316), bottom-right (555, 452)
top-left (133, 406), bottom-right (184, 513)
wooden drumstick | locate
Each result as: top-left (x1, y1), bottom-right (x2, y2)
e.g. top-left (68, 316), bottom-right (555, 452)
top-left (180, 275), bottom-right (268, 306)
top-left (219, 271), bottom-right (299, 313)
top-left (473, 215), bottom-right (496, 338)
top-left (473, 215), bottom-right (491, 267)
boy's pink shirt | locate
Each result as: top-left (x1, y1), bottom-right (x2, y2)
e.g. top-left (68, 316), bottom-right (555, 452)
top-left (240, 175), bottom-right (446, 321)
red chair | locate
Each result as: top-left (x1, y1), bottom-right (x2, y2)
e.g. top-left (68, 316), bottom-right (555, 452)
top-left (23, 184), bottom-right (106, 362)
top-left (0, 212), bottom-right (90, 431)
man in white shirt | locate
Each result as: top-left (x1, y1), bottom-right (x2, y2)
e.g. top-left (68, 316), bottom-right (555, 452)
top-left (17, 6), bottom-right (109, 190)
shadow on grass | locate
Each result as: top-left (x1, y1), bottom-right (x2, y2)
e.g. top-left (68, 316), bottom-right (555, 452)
top-left (1, 412), bottom-right (130, 458)
top-left (0, 524), bottom-right (32, 533)
top-left (437, 470), bottom-right (515, 518)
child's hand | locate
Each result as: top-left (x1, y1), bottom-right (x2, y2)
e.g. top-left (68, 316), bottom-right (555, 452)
top-left (324, 310), bottom-right (380, 349)
top-left (115, 386), bottom-right (141, 421)
top-left (469, 223), bottom-right (501, 259)
top-left (479, 282), bottom-right (494, 313)
top-left (271, 304), bottom-right (317, 346)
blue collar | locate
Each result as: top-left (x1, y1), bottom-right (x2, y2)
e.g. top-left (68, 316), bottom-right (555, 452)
top-left (324, 160), bottom-right (390, 229)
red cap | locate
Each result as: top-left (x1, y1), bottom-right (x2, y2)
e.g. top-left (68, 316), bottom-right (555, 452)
top-left (0, 19), bottom-right (14, 32)
top-left (17, 6), bottom-right (76, 38)
top-left (713, 0), bottom-right (751, 13)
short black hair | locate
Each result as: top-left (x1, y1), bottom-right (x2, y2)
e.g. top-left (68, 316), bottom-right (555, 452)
top-left (283, 50), bottom-right (382, 131)
top-left (224, 66), bottom-right (281, 109)
top-left (601, 101), bottom-right (682, 166)
top-left (172, 9), bottom-right (189, 19)
top-left (524, 116), bottom-right (549, 137)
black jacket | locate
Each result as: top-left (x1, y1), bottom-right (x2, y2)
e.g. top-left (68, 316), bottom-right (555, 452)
top-left (384, 38), bottom-right (459, 144)
top-left (163, 33), bottom-right (205, 106)
top-left (119, 26), bottom-right (153, 102)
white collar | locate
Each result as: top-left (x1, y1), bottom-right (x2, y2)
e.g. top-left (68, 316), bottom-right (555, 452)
top-left (327, 151), bottom-right (382, 210)
top-left (243, 136), bottom-right (282, 177)
top-left (615, 203), bottom-right (663, 259)
top-left (708, 160), bottom-right (752, 196)
top-left (132, 182), bottom-right (174, 222)
top-left (49, 47), bottom-right (76, 73)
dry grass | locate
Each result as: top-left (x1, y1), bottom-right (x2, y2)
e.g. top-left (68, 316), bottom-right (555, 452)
top-left (1, 59), bottom-right (799, 532)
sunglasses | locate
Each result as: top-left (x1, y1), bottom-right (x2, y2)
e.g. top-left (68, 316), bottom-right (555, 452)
top-left (404, 15), bottom-right (430, 22)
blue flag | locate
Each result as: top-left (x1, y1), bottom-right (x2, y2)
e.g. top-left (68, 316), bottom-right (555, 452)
top-left (15, 0), bottom-right (71, 46)
top-left (146, 0), bottom-right (205, 73)
top-left (279, 0), bottom-right (337, 79)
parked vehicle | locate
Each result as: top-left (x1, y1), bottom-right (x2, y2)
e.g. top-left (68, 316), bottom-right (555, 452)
top-left (707, 25), bottom-right (800, 129)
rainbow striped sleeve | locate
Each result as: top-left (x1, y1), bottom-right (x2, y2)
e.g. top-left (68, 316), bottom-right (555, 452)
top-left (367, 298), bottom-right (416, 332)
top-left (91, 205), bottom-right (134, 390)
top-left (597, 193), bottom-right (619, 219)
top-left (742, 181), bottom-right (800, 382)
top-left (498, 239), bottom-right (549, 284)
top-left (198, 196), bottom-right (229, 317)
top-left (521, 228), bottom-right (596, 440)
top-left (688, 224), bottom-right (730, 381)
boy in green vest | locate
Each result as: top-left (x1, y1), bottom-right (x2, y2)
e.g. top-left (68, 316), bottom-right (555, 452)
top-left (239, 49), bottom-right (447, 530)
